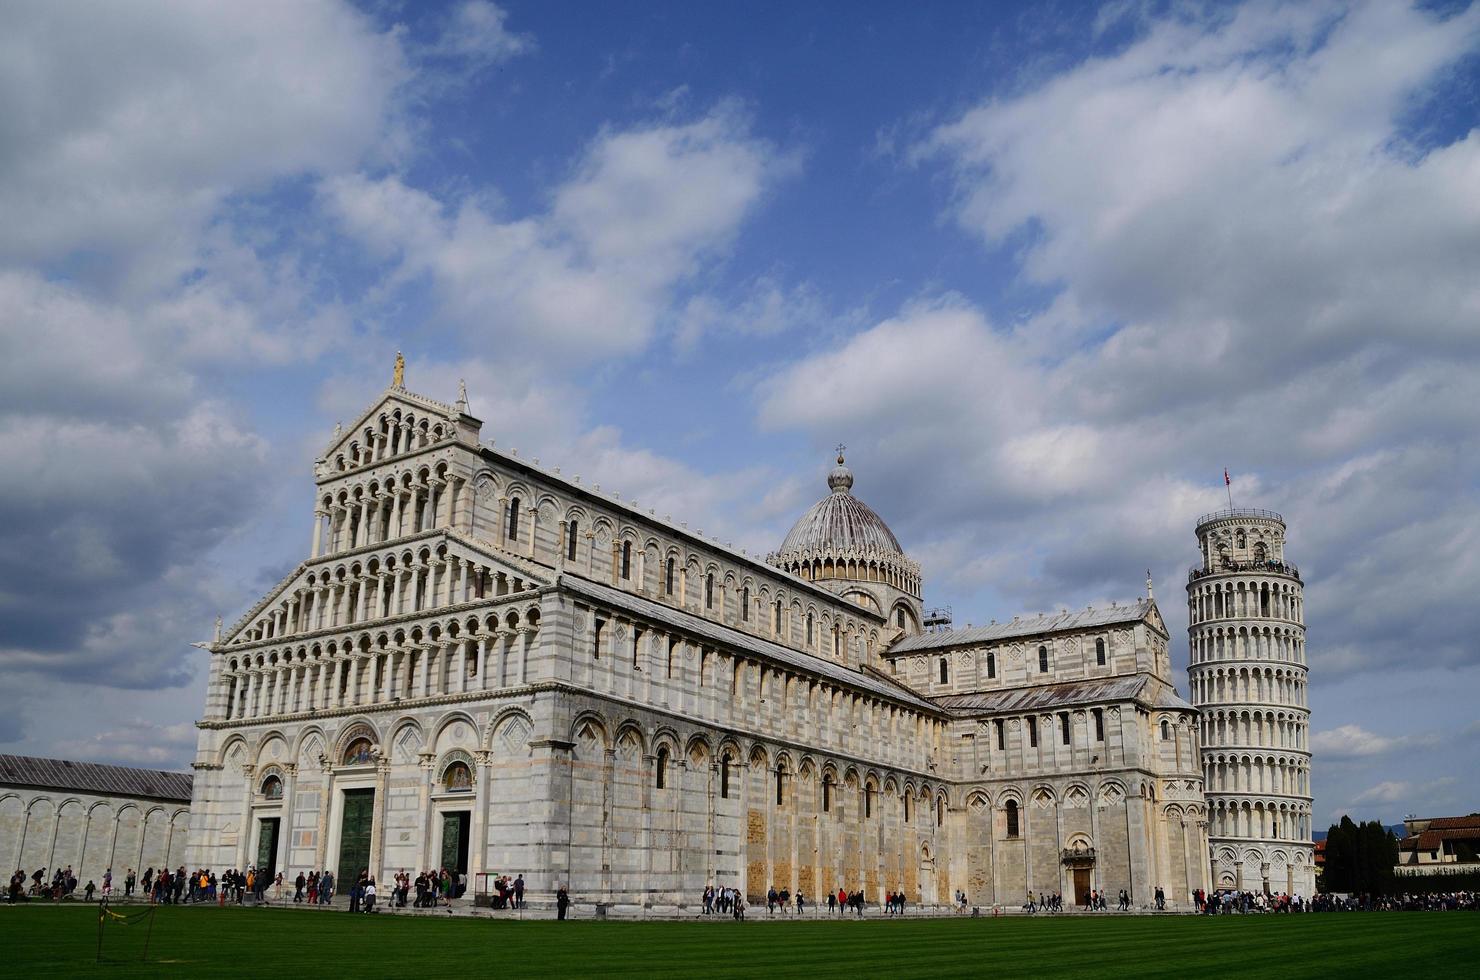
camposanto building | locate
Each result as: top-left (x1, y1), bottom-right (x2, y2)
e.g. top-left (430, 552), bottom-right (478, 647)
top-left (186, 366), bottom-right (1216, 908)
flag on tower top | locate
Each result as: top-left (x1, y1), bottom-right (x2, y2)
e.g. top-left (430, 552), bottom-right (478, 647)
top-left (1224, 468), bottom-right (1231, 487)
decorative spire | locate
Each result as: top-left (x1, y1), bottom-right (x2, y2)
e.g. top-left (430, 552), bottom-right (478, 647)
top-left (456, 379), bottom-right (470, 414)
top-left (827, 446), bottom-right (853, 494)
top-left (1146, 569), bottom-right (1154, 600)
top-left (393, 350), bottom-right (405, 388)
top-left (214, 616), bottom-right (223, 642)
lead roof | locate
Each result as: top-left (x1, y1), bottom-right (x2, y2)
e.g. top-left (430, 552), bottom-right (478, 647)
top-left (888, 599), bottom-right (1154, 654)
top-left (0, 754), bottom-right (193, 802)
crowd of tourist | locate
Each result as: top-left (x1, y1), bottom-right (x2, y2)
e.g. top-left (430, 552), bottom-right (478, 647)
top-left (9, 859), bottom-right (1476, 919)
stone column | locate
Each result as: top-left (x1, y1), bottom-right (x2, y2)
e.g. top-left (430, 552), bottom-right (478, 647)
top-left (416, 752), bottom-right (436, 872)
top-left (468, 749), bottom-right (494, 888)
top-left (311, 510), bottom-right (326, 558)
top-left (279, 763), bottom-right (298, 872)
top-left (238, 764), bottom-right (256, 871)
top-left (517, 627), bottom-right (532, 686)
top-left (370, 758), bottom-right (391, 882)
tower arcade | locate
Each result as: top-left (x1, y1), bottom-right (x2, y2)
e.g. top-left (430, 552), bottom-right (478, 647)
top-left (1187, 509), bottom-right (1315, 895)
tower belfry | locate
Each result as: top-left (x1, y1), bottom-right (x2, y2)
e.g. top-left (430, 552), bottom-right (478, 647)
top-left (1187, 507), bottom-right (1314, 895)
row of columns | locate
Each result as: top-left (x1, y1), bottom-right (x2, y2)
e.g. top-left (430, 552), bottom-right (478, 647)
top-left (224, 629), bottom-right (536, 721)
top-left (247, 551), bottom-right (523, 643)
top-left (1189, 667), bottom-right (1307, 707)
top-left (8, 801), bottom-right (182, 883)
top-left (578, 619), bottom-right (938, 773)
top-left (1200, 713), bottom-right (1308, 750)
top-left (1189, 629), bottom-right (1305, 665)
top-left (312, 474), bottom-right (466, 560)
top-left (1204, 758), bottom-right (1310, 796)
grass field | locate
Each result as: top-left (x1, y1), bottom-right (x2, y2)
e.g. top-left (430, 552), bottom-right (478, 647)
top-left (2, 905), bottom-right (1475, 978)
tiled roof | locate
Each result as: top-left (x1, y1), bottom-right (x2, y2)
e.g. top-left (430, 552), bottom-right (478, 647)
top-left (0, 754), bottom-right (192, 802)
top-left (930, 676), bottom-right (1150, 715)
top-left (559, 573), bottom-right (942, 713)
top-left (888, 600), bottom-right (1152, 653)
top-left (1403, 827), bottom-right (1480, 851)
top-left (1424, 814), bottom-right (1480, 831)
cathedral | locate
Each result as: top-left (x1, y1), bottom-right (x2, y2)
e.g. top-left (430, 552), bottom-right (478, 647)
top-left (185, 365), bottom-right (1222, 909)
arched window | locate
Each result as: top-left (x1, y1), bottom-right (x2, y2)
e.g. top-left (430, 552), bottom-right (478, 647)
top-left (343, 738), bottom-right (374, 766)
top-left (1093, 708), bottom-right (1104, 742)
top-left (995, 719), bottom-right (1005, 750)
top-left (443, 761), bottom-right (472, 792)
top-left (896, 608), bottom-right (906, 629)
top-left (665, 558), bottom-right (675, 595)
top-left (865, 785), bottom-right (875, 819)
top-left (741, 586), bottom-right (750, 620)
top-left (506, 497), bottom-right (521, 540)
top-left (939, 658), bottom-right (949, 684)
top-left (775, 765), bottom-right (787, 806)
top-left (1160, 719), bottom-right (1171, 741)
top-left (260, 774), bottom-right (283, 799)
top-left (1027, 717), bottom-right (1038, 748)
top-left (987, 651), bottom-right (996, 679)
top-left (1236, 530), bottom-right (1247, 549)
top-left (774, 601), bottom-right (783, 632)
top-left (655, 747), bottom-right (669, 790)
top-left (806, 612), bottom-right (814, 644)
top-left (720, 755), bottom-right (732, 799)
top-left (1038, 646), bottom-right (1049, 673)
top-left (903, 793), bottom-right (911, 823)
top-left (621, 541), bottom-right (632, 579)
top-left (566, 520), bottom-right (579, 561)
top-left (1095, 637), bottom-right (1106, 666)
top-left (937, 797), bottom-right (944, 827)
top-left (1005, 800), bottom-right (1020, 838)
top-left (1061, 712), bottom-right (1072, 745)
top-left (705, 573), bottom-right (714, 609)
top-left (822, 775), bottom-right (833, 813)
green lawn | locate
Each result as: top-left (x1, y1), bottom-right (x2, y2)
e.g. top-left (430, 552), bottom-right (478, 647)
top-left (2, 905), bottom-right (1475, 978)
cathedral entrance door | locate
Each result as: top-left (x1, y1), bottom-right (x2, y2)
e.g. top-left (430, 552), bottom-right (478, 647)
top-left (255, 818), bottom-right (280, 881)
top-left (440, 811), bottom-right (471, 882)
top-left (337, 789), bottom-right (374, 886)
top-left (1072, 867), bottom-right (1091, 905)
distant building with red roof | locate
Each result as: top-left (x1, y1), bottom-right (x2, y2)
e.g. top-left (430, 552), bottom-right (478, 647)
top-left (1396, 813), bottom-right (1480, 875)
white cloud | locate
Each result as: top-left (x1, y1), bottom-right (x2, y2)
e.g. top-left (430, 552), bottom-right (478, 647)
top-left (1352, 780), bottom-right (1410, 806)
top-left (321, 105), bottom-right (795, 359)
top-left (424, 1), bottom-right (532, 75)
top-left (0, 0), bottom-right (410, 292)
top-left (52, 720), bottom-right (199, 769)
top-left (749, 1), bottom-right (1480, 686)
top-left (1312, 724), bottom-right (1398, 758)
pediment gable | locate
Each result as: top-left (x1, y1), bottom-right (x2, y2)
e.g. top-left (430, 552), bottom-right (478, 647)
top-left (315, 386), bottom-right (482, 480)
top-left (1143, 600), bottom-right (1167, 638)
top-left (219, 529), bottom-right (547, 648)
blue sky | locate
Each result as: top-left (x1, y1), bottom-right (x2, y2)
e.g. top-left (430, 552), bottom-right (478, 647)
top-left (2, 0), bottom-right (1478, 827)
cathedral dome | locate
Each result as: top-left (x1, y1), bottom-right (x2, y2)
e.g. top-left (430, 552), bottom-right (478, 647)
top-left (779, 454), bottom-right (903, 558)
top-left (770, 453), bottom-right (921, 599)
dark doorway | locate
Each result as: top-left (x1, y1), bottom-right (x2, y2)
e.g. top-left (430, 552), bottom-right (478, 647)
top-left (441, 811), bottom-right (471, 882)
top-left (255, 818), bottom-right (280, 880)
top-left (1073, 867), bottom-right (1092, 905)
top-left (338, 789), bottom-right (375, 886)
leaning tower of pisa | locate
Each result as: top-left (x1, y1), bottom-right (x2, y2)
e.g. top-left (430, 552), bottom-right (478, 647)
top-left (1187, 508), bottom-right (1315, 896)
